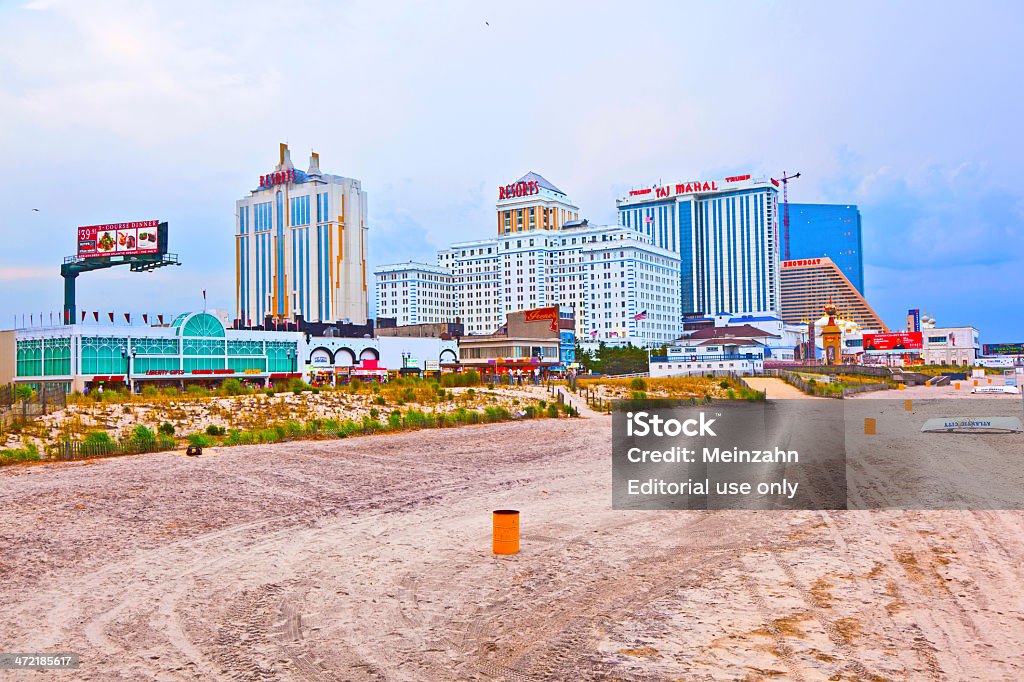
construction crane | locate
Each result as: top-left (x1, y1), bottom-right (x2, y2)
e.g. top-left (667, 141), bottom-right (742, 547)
top-left (779, 171), bottom-right (801, 261)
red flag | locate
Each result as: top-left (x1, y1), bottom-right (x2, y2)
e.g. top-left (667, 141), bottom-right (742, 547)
top-left (93, 311), bottom-right (99, 322)
top-left (81, 311), bottom-right (86, 322)
top-left (143, 314), bottom-right (148, 325)
top-left (158, 314), bottom-right (164, 325)
top-left (30, 314), bottom-right (33, 325)
top-left (108, 312), bottom-right (114, 323)
top-left (49, 312), bottom-right (53, 324)
top-left (124, 313), bottom-right (131, 324)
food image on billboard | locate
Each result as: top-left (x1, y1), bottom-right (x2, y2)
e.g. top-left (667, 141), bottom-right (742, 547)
top-left (863, 331), bottom-right (924, 353)
top-left (78, 220), bottom-right (160, 258)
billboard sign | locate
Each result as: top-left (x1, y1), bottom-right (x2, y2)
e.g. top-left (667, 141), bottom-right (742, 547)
top-left (863, 331), bottom-right (923, 353)
top-left (983, 343), bottom-right (1024, 356)
top-left (77, 220), bottom-right (161, 259)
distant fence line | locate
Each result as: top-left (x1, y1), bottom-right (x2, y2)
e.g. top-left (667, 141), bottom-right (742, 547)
top-left (763, 369), bottom-right (890, 399)
top-left (0, 383), bottom-right (66, 433)
top-left (44, 405), bottom-right (577, 464)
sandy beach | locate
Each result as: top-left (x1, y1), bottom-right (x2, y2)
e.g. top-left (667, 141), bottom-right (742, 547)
top-left (2, 408), bottom-right (1023, 680)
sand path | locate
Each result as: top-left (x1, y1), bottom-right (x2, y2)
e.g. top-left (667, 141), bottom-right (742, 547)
top-left (744, 376), bottom-right (819, 399)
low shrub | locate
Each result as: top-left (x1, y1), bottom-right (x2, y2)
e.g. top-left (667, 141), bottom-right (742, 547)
top-left (132, 425), bottom-right (156, 443)
top-left (483, 406), bottom-right (510, 423)
top-left (0, 443), bottom-right (40, 465)
top-left (158, 422), bottom-right (175, 436)
top-left (388, 411), bottom-right (402, 430)
top-left (187, 433), bottom-right (212, 448)
top-left (205, 424), bottom-right (226, 436)
top-left (84, 430), bottom-right (113, 446)
top-left (221, 378), bottom-right (245, 396)
top-left (629, 377), bottom-right (648, 391)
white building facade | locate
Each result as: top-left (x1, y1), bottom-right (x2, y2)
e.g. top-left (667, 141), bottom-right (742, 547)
top-left (374, 173), bottom-right (683, 346)
top-left (617, 174), bottom-right (781, 316)
top-left (922, 326), bottom-right (980, 366)
top-left (236, 143), bottom-right (369, 327)
top-left (438, 239), bottom-right (502, 335)
top-left (374, 262), bottom-right (454, 326)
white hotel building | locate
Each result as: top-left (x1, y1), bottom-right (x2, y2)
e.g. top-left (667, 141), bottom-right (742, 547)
top-left (375, 262), bottom-right (454, 326)
top-left (375, 173), bottom-right (681, 345)
top-left (617, 174), bottom-right (781, 316)
top-left (236, 144), bottom-right (369, 326)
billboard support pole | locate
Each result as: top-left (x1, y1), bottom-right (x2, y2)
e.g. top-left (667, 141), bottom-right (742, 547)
top-left (61, 268), bottom-right (78, 325)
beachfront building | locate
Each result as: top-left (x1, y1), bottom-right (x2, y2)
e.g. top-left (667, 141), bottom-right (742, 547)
top-left (780, 257), bottom-right (887, 332)
top-left (438, 239), bottom-right (502, 335)
top-left (374, 262), bottom-right (455, 327)
top-left (785, 203), bottom-right (865, 294)
top-left (236, 143), bottom-right (369, 327)
top-left (3, 312), bottom-right (304, 394)
top-left (921, 325), bottom-right (980, 366)
top-left (454, 307), bottom-right (572, 377)
top-left (376, 173), bottom-right (682, 346)
top-left (616, 174), bottom-right (781, 316)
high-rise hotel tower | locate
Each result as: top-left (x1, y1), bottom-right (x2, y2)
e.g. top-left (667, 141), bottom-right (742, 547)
top-left (616, 174), bottom-right (781, 316)
top-left (236, 144), bottom-right (369, 326)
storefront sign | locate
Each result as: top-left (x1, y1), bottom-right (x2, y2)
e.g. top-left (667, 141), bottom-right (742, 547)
top-left (78, 220), bottom-right (160, 259)
top-left (498, 180), bottom-right (540, 200)
top-left (145, 369), bottom-right (186, 376)
top-left (863, 332), bottom-right (923, 352)
top-left (524, 306), bottom-right (559, 332)
top-left (310, 349), bottom-right (332, 365)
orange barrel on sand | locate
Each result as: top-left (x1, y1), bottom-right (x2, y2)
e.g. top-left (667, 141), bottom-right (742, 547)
top-left (493, 510), bottom-right (520, 555)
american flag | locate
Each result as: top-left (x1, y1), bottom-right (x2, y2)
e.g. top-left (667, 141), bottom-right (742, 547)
top-left (633, 310), bottom-right (648, 321)
top-left (590, 329), bottom-right (598, 337)
top-left (644, 215), bottom-right (653, 224)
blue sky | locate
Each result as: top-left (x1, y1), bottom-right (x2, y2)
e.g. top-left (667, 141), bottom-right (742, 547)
top-left (1, 0), bottom-right (1022, 340)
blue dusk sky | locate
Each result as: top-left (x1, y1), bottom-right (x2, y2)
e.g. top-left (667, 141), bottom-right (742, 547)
top-left (0, 1), bottom-right (1021, 340)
